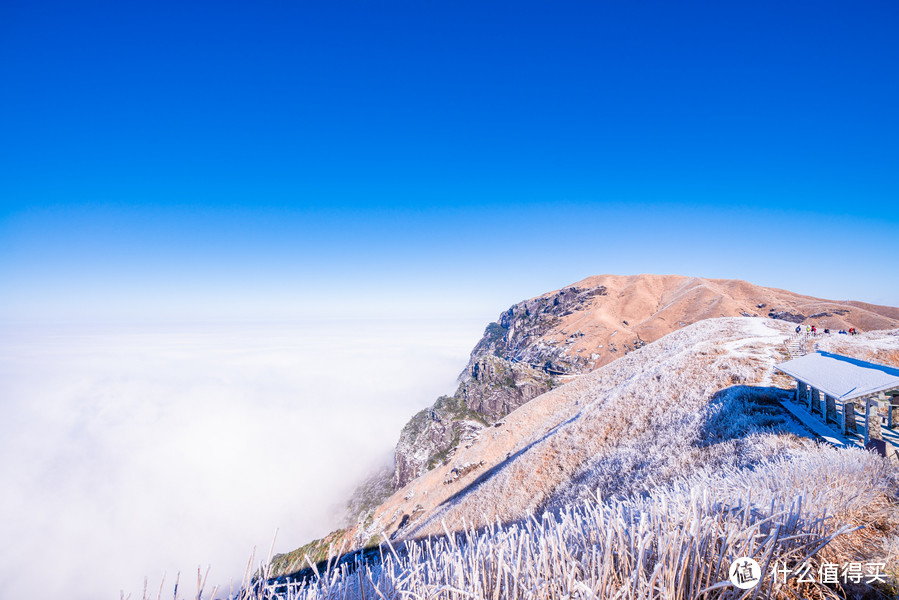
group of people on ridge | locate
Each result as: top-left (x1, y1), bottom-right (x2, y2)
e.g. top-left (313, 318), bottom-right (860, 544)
top-left (794, 324), bottom-right (858, 336)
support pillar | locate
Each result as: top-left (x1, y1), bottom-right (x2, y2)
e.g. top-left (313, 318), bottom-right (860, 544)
top-left (865, 399), bottom-right (883, 445)
top-left (888, 396), bottom-right (899, 430)
top-left (802, 382), bottom-right (812, 411)
top-left (825, 395), bottom-right (837, 424)
top-left (842, 402), bottom-right (857, 435)
top-left (811, 387), bottom-right (821, 416)
top-left (865, 399), bottom-right (887, 456)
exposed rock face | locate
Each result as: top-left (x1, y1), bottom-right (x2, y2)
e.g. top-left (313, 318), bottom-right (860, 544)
top-left (391, 285), bottom-right (607, 489)
top-left (467, 284), bottom-right (608, 375)
top-left (342, 464), bottom-right (394, 528)
top-left (461, 356), bottom-right (553, 421)
top-left (767, 310), bottom-right (806, 323)
top-left (393, 396), bottom-right (482, 489)
top-left (393, 357), bottom-right (554, 488)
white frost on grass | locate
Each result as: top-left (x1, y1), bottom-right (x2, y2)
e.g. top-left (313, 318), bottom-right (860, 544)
top-left (248, 447), bottom-right (896, 600)
top-left (720, 318), bottom-right (791, 385)
top-left (721, 318), bottom-right (789, 355)
top-left (397, 318), bottom-right (806, 537)
top-left (817, 328), bottom-right (899, 354)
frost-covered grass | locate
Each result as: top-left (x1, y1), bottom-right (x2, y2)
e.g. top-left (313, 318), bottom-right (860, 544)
top-left (401, 319), bottom-right (802, 537)
top-left (815, 329), bottom-right (899, 368)
top-left (217, 448), bottom-right (897, 600)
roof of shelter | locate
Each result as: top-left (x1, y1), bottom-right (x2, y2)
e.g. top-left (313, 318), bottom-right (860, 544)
top-left (775, 352), bottom-right (899, 401)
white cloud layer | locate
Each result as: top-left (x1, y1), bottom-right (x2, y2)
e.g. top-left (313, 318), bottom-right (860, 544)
top-left (0, 317), bottom-right (483, 599)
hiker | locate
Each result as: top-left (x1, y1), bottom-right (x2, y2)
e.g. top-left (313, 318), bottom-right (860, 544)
top-left (824, 328), bottom-right (830, 334)
top-left (795, 325), bottom-right (801, 334)
top-left (806, 325), bottom-right (811, 334)
top-left (811, 325), bottom-right (817, 335)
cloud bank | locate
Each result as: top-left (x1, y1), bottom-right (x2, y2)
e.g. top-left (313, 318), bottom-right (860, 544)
top-left (0, 317), bottom-right (483, 599)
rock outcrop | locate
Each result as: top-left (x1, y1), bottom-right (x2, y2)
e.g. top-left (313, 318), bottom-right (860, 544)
top-left (391, 284), bottom-right (608, 489)
top-left (392, 357), bottom-right (555, 489)
top-left (465, 283), bottom-right (609, 375)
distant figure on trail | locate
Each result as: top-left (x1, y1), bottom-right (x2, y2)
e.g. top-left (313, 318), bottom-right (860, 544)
top-left (850, 327), bottom-right (857, 335)
top-left (811, 325), bottom-right (817, 335)
top-left (795, 325), bottom-right (801, 334)
top-left (806, 325), bottom-right (811, 334)
top-left (839, 329), bottom-right (847, 335)
top-left (824, 328), bottom-right (830, 334)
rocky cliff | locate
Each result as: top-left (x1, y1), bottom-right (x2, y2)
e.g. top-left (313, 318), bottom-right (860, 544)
top-left (465, 283), bottom-right (611, 375)
top-left (392, 357), bottom-right (555, 489)
top-left (392, 283), bottom-right (610, 489)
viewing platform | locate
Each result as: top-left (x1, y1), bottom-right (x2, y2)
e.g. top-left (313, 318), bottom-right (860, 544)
top-left (775, 351), bottom-right (899, 461)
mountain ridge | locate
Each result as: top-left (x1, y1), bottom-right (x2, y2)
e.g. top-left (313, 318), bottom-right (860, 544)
top-left (389, 274), bottom-right (899, 490)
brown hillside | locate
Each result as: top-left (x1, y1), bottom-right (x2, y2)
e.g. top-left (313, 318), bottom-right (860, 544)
top-left (530, 274), bottom-right (899, 372)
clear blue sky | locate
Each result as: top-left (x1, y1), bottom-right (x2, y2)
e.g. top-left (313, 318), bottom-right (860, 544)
top-left (2, 1), bottom-right (898, 321)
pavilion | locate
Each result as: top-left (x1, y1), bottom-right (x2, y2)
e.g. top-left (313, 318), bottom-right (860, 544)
top-left (774, 351), bottom-right (899, 456)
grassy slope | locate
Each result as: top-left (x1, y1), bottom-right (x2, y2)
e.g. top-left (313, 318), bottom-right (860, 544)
top-left (256, 446), bottom-right (898, 600)
top-left (389, 318), bottom-right (801, 539)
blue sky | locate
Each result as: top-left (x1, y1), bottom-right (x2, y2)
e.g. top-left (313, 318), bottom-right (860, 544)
top-left (2, 1), bottom-right (898, 321)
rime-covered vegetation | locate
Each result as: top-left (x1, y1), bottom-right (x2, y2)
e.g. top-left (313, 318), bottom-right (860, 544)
top-left (382, 318), bottom-right (809, 543)
top-left (216, 448), bottom-right (898, 600)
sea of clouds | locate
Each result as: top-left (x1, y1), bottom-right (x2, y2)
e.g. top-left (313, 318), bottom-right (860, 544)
top-left (0, 317), bottom-right (483, 599)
